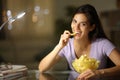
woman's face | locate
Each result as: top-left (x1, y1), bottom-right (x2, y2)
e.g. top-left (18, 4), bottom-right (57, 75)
top-left (71, 13), bottom-right (94, 40)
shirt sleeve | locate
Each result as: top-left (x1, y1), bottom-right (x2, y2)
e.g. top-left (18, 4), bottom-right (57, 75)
top-left (58, 38), bottom-right (73, 58)
top-left (102, 39), bottom-right (116, 56)
top-left (58, 48), bottom-right (65, 57)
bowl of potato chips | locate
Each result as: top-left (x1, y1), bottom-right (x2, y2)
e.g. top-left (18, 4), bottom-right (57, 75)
top-left (72, 54), bottom-right (100, 73)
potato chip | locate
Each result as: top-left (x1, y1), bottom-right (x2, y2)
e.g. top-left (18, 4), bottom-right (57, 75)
top-left (72, 54), bottom-right (100, 73)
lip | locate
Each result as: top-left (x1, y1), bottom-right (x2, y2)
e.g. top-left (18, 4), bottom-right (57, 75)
top-left (74, 32), bottom-right (81, 37)
top-left (75, 31), bottom-right (81, 34)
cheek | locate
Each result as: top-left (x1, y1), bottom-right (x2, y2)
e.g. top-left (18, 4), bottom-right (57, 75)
top-left (82, 28), bottom-right (90, 34)
top-left (71, 23), bottom-right (74, 28)
top-left (71, 27), bottom-right (74, 32)
top-left (71, 26), bottom-right (73, 30)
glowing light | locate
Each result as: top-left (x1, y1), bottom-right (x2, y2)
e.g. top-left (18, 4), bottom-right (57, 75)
top-left (0, 11), bottom-right (26, 30)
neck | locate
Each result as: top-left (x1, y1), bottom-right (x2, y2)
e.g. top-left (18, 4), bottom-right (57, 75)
top-left (73, 39), bottom-right (91, 58)
top-left (74, 38), bottom-right (91, 50)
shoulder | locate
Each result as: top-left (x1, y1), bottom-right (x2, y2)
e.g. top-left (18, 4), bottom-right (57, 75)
top-left (92, 38), bottom-right (112, 45)
top-left (92, 38), bottom-right (115, 51)
top-left (92, 38), bottom-right (115, 56)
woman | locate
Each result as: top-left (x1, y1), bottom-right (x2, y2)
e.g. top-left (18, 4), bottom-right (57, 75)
top-left (39, 4), bottom-right (120, 80)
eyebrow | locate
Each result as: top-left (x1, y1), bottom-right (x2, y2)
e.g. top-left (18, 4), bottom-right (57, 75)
top-left (72, 18), bottom-right (89, 24)
top-left (80, 21), bottom-right (87, 23)
top-left (79, 21), bottom-right (89, 24)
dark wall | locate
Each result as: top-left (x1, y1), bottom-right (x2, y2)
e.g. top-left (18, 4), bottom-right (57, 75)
top-left (0, 0), bottom-right (6, 40)
top-left (0, 0), bottom-right (6, 63)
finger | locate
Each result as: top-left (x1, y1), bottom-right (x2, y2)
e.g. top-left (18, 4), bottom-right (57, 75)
top-left (64, 30), bottom-right (71, 35)
top-left (84, 73), bottom-right (94, 80)
top-left (78, 72), bottom-right (90, 79)
top-left (79, 71), bottom-right (95, 80)
top-left (80, 70), bottom-right (91, 77)
top-left (78, 70), bottom-right (93, 79)
top-left (60, 34), bottom-right (69, 44)
top-left (62, 32), bottom-right (70, 41)
top-left (80, 69), bottom-right (92, 76)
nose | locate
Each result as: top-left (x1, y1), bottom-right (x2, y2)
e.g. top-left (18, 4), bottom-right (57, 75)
top-left (75, 23), bottom-right (80, 30)
top-left (71, 22), bottom-right (81, 31)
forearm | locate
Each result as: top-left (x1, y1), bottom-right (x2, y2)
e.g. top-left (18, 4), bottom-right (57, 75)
top-left (99, 65), bottom-right (120, 79)
top-left (39, 45), bottom-right (63, 72)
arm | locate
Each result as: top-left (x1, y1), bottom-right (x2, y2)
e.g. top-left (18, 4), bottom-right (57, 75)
top-left (99, 48), bottom-right (120, 78)
top-left (39, 30), bottom-right (71, 72)
top-left (38, 45), bottom-right (63, 72)
top-left (77, 48), bottom-right (120, 80)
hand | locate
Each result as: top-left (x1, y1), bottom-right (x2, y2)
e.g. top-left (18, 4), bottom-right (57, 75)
top-left (58, 30), bottom-right (71, 48)
top-left (77, 69), bottom-right (100, 80)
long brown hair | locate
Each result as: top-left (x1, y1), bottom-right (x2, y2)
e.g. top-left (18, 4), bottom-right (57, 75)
top-left (72, 4), bottom-right (107, 41)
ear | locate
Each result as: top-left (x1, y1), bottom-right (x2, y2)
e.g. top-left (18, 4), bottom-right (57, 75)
top-left (90, 24), bottom-right (95, 31)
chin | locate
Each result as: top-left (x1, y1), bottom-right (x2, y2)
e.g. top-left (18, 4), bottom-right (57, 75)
top-left (74, 36), bottom-right (81, 40)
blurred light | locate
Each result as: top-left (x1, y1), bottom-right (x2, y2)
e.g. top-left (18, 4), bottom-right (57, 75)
top-left (34, 6), bottom-right (40, 12)
top-left (44, 9), bottom-right (49, 15)
top-left (0, 11), bottom-right (26, 30)
top-left (16, 12), bottom-right (26, 19)
top-left (7, 10), bottom-right (13, 30)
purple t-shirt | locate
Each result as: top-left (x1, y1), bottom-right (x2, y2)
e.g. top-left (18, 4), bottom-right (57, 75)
top-left (58, 38), bottom-right (115, 70)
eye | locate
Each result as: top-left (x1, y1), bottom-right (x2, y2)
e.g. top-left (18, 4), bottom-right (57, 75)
top-left (80, 22), bottom-right (87, 27)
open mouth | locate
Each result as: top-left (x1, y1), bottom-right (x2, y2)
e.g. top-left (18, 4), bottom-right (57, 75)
top-left (70, 32), bottom-right (79, 36)
top-left (70, 31), bottom-right (81, 37)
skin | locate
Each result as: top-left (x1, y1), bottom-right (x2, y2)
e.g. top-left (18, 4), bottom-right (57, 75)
top-left (39, 73), bottom-right (55, 80)
top-left (39, 13), bottom-right (120, 80)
